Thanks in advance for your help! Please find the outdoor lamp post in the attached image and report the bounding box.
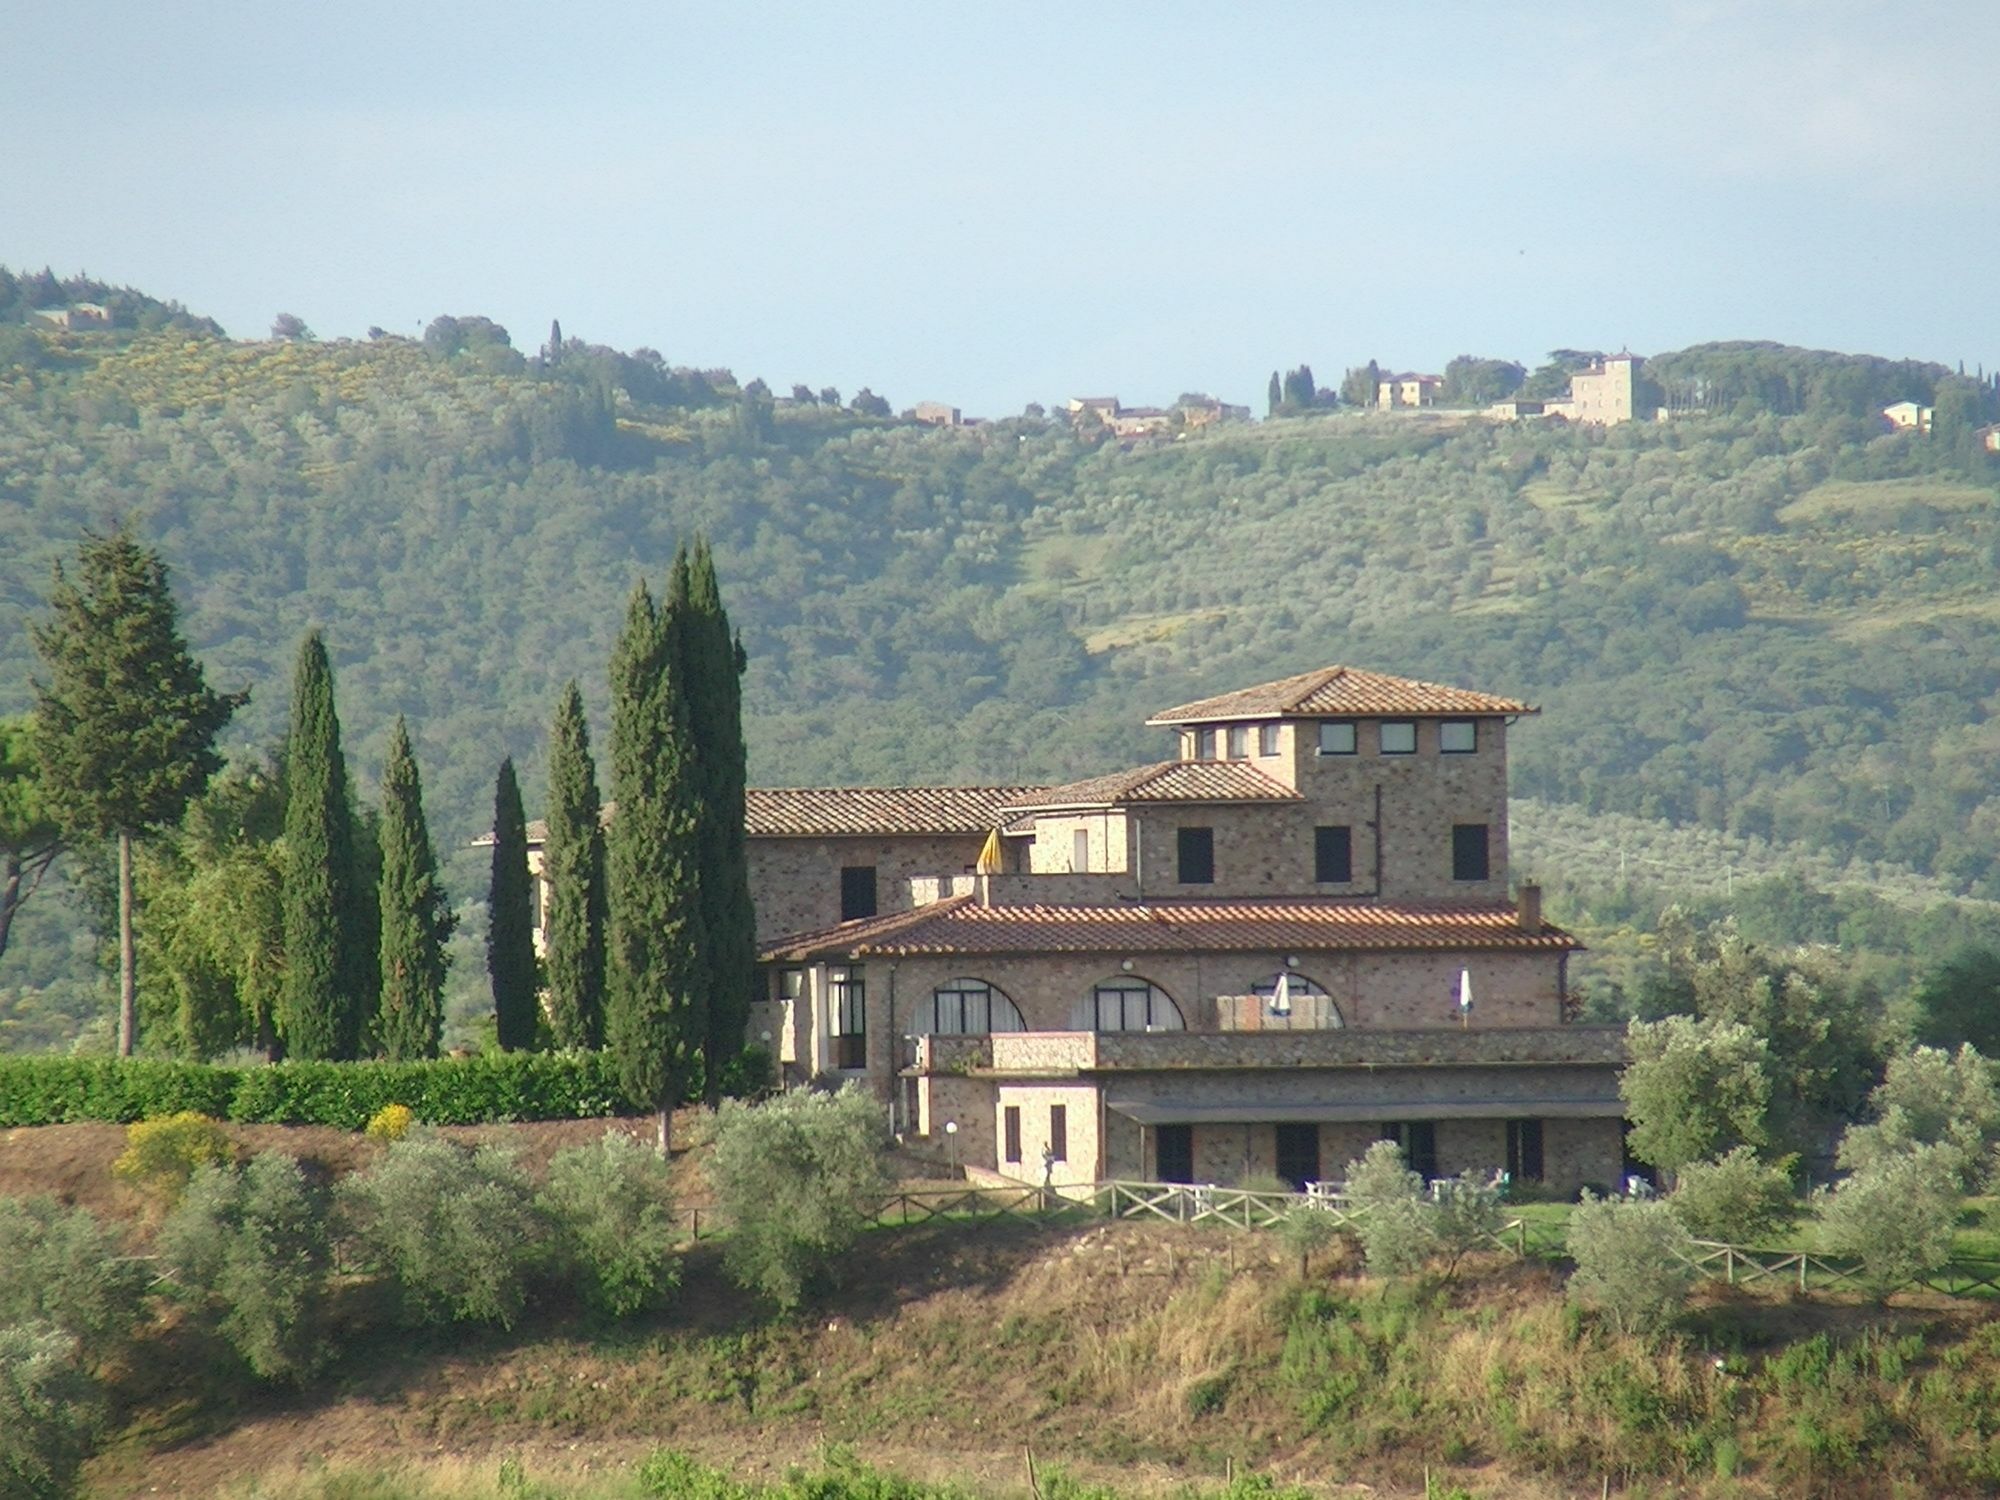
[944,1119,959,1175]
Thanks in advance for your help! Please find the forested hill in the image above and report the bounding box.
[4,308,2000,904]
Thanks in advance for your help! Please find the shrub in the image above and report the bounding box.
[339,1136,548,1327]
[709,1084,890,1310]
[1816,1145,1962,1295]
[0,1323,101,1500]
[1565,1192,1697,1337]
[1273,1204,1342,1277]
[159,1154,332,1381]
[111,1111,233,1199]
[1666,1146,1800,1242]
[0,1198,148,1355]
[1342,1140,1437,1277]
[1429,1172,1505,1278]
[0,1053,624,1129]
[364,1102,415,1142]
[538,1132,681,1317]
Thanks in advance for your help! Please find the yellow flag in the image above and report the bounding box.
[976,828,1004,874]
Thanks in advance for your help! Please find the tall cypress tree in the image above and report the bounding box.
[374,717,454,1061]
[682,538,757,1100]
[279,632,369,1060]
[488,757,538,1052]
[31,525,245,1055]
[543,681,606,1050]
[1267,370,1283,416]
[604,580,703,1151]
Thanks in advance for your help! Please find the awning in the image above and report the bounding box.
[1106,1097,1625,1126]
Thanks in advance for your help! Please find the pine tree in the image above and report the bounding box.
[374,717,454,1061]
[32,526,244,1054]
[488,757,539,1052]
[604,579,703,1151]
[279,632,370,1060]
[543,681,606,1050]
[682,538,757,1100]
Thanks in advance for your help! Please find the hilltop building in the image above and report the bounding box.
[517,665,1626,1196]
[1544,353,1652,426]
[1377,374,1443,410]
[1883,401,1933,434]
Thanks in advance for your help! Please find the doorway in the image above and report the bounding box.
[1275,1123,1321,1190]
[1156,1124,1194,1183]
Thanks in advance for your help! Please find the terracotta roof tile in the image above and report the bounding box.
[744,786,1044,837]
[1003,760,1299,812]
[1146,666,1536,724]
[763,898,1577,961]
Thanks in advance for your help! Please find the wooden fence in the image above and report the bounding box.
[836,1177,2000,1301]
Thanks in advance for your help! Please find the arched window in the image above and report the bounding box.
[1251,972,1342,1027]
[920,978,1026,1035]
[1073,977,1185,1033]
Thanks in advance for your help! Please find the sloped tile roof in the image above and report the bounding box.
[763,898,1577,962]
[744,786,1045,837]
[1003,760,1300,812]
[1146,666,1536,725]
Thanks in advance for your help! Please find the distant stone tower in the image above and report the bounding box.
[1566,353,1645,425]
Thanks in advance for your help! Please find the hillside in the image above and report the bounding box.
[5,303,2000,1038]
[9,1118,2000,1500]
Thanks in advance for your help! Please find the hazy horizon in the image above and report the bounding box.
[5,1,1995,415]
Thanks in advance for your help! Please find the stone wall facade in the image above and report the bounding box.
[748,832,986,942]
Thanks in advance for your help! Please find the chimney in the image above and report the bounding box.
[1517,883,1543,935]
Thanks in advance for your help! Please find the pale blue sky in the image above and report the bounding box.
[4,1,1994,415]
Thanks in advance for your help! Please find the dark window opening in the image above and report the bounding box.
[1195,727,1218,759]
[840,865,878,921]
[831,968,866,1070]
[1275,1123,1321,1191]
[1315,825,1353,883]
[1227,724,1249,759]
[1177,826,1215,885]
[1452,824,1490,882]
[1259,723,1280,756]
[1004,1106,1022,1164]
[1156,1124,1194,1183]
[1506,1119,1544,1182]
[1381,1121,1438,1181]
[1049,1105,1068,1162]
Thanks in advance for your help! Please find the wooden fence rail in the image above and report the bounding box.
[888,1177,2000,1301]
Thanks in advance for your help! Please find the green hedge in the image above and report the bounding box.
[0,1052,627,1129]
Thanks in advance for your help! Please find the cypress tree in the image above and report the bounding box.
[1267,370,1282,416]
[31,525,245,1054]
[543,681,607,1050]
[604,580,703,1151]
[488,757,539,1051]
[374,717,454,1061]
[279,632,369,1060]
[682,538,757,1100]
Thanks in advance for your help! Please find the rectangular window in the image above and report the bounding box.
[1004,1106,1022,1164]
[1379,721,1417,755]
[777,968,805,1002]
[1439,719,1477,754]
[1452,824,1490,882]
[839,865,878,921]
[831,967,866,1069]
[1049,1104,1068,1162]
[1071,828,1089,873]
[1318,720,1356,755]
[1227,724,1249,759]
[1195,727,1218,759]
[1506,1119,1544,1182]
[1177,826,1215,884]
[1314,825,1353,883]
[1258,723,1280,756]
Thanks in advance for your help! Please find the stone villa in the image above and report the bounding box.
[521,665,1627,1195]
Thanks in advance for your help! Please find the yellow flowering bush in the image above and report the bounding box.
[111,1111,233,1198]
[365,1103,416,1142]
